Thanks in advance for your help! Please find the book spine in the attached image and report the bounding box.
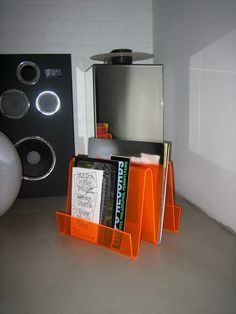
[114,160,129,230]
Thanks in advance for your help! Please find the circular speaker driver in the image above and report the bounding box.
[0,89,30,119]
[16,61,40,85]
[15,136,56,181]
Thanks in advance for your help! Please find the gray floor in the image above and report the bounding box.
[0,196,235,314]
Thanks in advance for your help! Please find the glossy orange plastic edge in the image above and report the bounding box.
[163,161,182,232]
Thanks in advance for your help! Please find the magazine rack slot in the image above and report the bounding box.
[163,161,182,232]
[56,212,133,257]
[131,163,163,244]
[123,166,157,258]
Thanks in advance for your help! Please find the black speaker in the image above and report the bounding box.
[0,54,75,197]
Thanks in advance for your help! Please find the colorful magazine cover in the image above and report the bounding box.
[111,156,130,231]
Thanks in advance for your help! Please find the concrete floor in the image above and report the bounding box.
[0,196,235,314]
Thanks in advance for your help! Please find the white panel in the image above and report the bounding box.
[155,0,236,232]
[199,70,236,173]
[200,29,236,72]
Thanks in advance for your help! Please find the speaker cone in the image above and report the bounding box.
[0,89,30,119]
[16,61,40,85]
[36,91,60,115]
[15,136,56,181]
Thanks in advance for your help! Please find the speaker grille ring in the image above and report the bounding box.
[16,61,40,85]
[36,91,61,115]
[15,136,56,181]
[0,89,30,119]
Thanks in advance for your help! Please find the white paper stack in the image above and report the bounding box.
[71,167,103,223]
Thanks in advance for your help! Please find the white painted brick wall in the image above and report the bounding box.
[0,0,153,154]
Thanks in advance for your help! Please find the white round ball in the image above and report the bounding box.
[0,131,22,217]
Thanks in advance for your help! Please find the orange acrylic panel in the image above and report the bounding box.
[163,161,182,233]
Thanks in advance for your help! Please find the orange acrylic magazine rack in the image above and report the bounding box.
[56,159,181,259]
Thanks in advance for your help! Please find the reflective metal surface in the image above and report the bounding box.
[93,65,164,142]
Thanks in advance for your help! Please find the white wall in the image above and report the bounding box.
[0,0,153,153]
[153,0,236,232]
